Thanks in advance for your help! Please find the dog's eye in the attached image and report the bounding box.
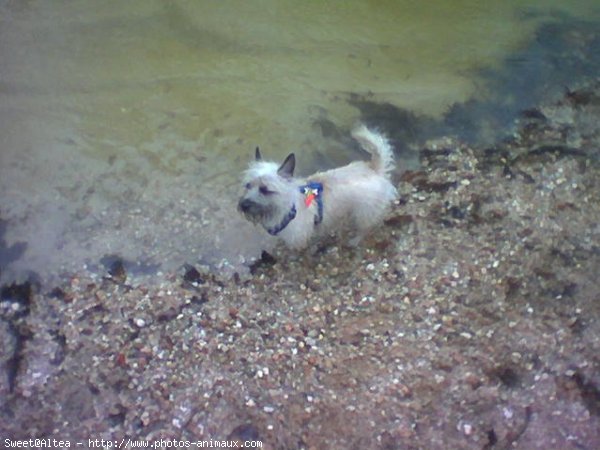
[259,185,273,195]
[245,183,252,190]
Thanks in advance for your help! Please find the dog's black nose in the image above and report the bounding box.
[238,198,254,212]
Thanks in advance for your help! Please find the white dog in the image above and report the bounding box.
[238,125,397,248]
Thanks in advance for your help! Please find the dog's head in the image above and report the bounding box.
[238,147,297,227]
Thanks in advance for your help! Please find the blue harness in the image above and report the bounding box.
[267,182,324,236]
[267,204,297,236]
[301,182,324,226]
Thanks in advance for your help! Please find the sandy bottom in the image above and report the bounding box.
[3,2,600,287]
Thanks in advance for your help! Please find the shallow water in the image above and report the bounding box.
[1,0,599,284]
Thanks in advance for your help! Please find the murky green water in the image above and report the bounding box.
[1,0,599,284]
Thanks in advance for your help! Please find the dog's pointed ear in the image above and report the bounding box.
[277,153,295,178]
[255,147,263,161]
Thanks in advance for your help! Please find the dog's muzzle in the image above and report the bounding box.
[238,198,268,223]
[238,198,254,213]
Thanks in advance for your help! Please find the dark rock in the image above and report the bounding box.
[249,251,277,274]
[1,282,34,321]
[100,255,127,284]
[228,423,261,441]
[183,264,204,285]
[188,294,209,308]
[491,365,521,388]
[573,372,600,417]
[5,321,32,393]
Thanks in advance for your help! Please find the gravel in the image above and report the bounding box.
[1,81,600,449]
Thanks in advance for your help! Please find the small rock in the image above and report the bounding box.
[183,264,204,285]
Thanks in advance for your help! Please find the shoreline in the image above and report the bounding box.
[1,81,600,448]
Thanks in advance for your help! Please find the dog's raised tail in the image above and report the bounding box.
[352,124,395,176]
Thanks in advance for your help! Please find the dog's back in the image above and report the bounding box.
[305,126,397,241]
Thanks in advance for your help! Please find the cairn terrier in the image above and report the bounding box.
[238,125,397,249]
